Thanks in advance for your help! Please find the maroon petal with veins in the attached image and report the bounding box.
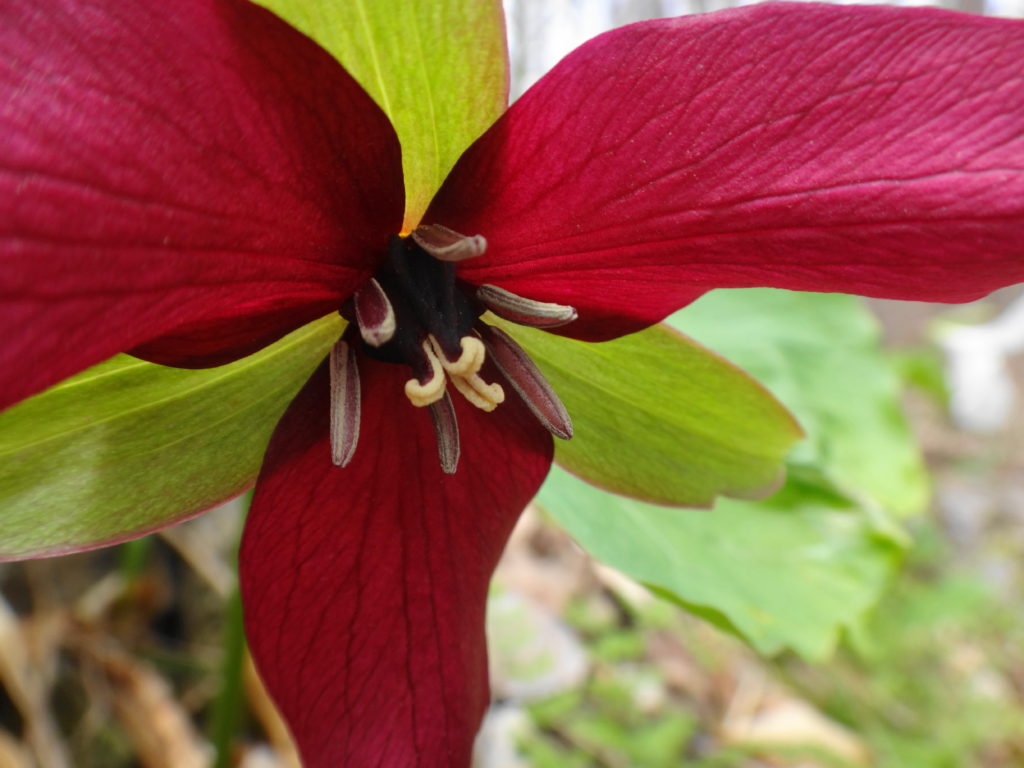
[0,0,402,408]
[240,357,553,768]
[430,3,1024,341]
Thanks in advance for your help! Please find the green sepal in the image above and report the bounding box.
[503,320,803,507]
[254,0,509,229]
[0,316,343,559]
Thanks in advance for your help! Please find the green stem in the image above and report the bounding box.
[210,587,246,768]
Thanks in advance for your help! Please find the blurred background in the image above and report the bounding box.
[2,1,1023,766]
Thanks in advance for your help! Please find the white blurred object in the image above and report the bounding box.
[472,705,533,768]
[238,746,285,768]
[989,0,1024,17]
[940,294,1024,433]
[476,589,588,768]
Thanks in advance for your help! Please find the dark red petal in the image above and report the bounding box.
[430,4,1024,341]
[240,357,553,768]
[0,0,403,405]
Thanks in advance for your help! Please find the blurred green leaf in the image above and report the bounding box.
[673,289,929,518]
[539,468,899,660]
[0,316,342,559]
[891,346,950,407]
[506,321,803,507]
[255,0,508,229]
[117,536,153,584]
[539,289,923,658]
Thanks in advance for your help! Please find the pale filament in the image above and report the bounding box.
[404,335,505,412]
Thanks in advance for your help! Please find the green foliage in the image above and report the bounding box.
[787,523,1024,767]
[539,468,900,660]
[675,288,929,519]
[513,519,1024,768]
[524,677,698,768]
[890,346,950,407]
[507,321,803,507]
[0,316,342,558]
[254,0,508,229]
[539,289,928,658]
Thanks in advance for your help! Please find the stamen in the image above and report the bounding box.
[449,372,505,412]
[478,324,573,439]
[429,335,485,378]
[404,339,446,407]
[427,391,460,474]
[477,284,578,329]
[411,224,487,262]
[329,339,361,466]
[427,334,504,411]
[353,278,396,347]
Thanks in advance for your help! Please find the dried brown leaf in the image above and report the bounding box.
[76,638,211,768]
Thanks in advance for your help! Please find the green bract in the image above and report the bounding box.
[506,320,803,507]
[254,0,508,230]
[0,316,342,559]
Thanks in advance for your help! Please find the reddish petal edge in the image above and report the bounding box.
[240,355,553,767]
[430,3,1024,341]
[0,0,403,404]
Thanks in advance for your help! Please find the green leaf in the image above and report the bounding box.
[504,321,803,507]
[0,316,342,559]
[539,289,925,657]
[538,466,900,660]
[672,289,929,518]
[255,0,508,230]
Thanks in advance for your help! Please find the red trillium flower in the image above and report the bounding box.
[3,0,1024,765]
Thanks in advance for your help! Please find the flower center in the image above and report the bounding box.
[348,235,505,412]
[332,225,577,474]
